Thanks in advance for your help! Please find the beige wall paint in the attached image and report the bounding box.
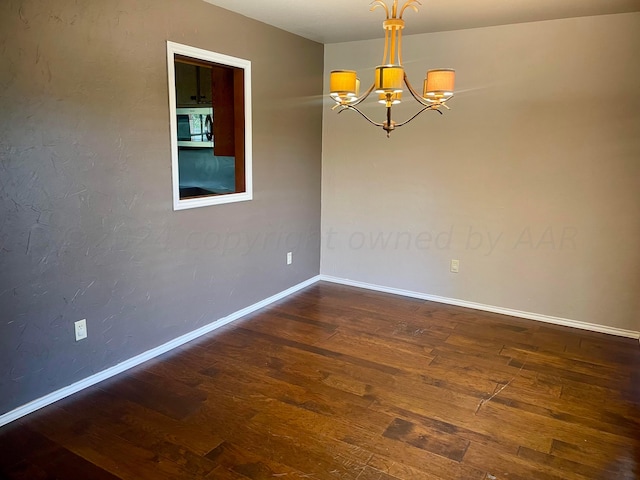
[321,13,640,332]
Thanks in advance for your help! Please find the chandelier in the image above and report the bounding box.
[329,0,455,137]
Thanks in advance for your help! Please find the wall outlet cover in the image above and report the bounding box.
[75,319,88,342]
[450,259,460,273]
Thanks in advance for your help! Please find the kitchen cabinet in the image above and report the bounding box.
[175,61,213,107]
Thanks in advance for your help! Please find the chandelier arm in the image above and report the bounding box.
[347,82,377,108]
[394,105,442,129]
[390,27,397,64]
[399,0,421,18]
[403,73,431,107]
[370,1,390,19]
[338,105,385,128]
[383,28,390,64]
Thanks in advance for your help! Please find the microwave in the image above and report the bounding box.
[176,107,214,148]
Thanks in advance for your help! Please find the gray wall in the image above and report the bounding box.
[322,13,640,333]
[0,0,323,414]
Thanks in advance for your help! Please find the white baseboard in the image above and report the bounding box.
[0,276,320,428]
[320,275,640,340]
[3,273,637,427]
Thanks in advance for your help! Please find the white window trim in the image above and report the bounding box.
[167,41,253,210]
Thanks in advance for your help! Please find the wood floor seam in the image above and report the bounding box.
[0,282,638,480]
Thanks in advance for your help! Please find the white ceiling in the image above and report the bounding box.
[203,0,640,43]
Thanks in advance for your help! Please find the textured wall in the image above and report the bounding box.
[322,13,640,332]
[0,0,323,414]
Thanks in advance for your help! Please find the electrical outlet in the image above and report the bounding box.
[287,252,293,265]
[75,319,88,341]
[450,259,460,273]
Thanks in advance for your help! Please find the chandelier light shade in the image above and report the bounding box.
[330,70,359,99]
[424,68,455,101]
[329,0,455,137]
[375,65,404,93]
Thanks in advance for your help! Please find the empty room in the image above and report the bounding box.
[0,0,639,478]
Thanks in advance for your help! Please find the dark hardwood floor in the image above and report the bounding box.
[1,282,638,479]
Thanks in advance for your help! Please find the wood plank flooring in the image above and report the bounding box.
[1,282,638,479]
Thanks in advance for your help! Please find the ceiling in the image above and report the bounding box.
[202,0,640,43]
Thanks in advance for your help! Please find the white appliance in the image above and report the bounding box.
[176,107,214,148]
